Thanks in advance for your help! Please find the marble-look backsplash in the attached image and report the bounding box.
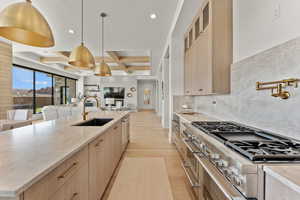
[194,37,300,140]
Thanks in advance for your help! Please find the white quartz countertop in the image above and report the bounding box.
[175,112,219,123]
[264,165,300,194]
[0,111,129,197]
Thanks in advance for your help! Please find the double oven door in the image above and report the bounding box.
[182,131,247,200]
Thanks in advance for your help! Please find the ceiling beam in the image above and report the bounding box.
[106,51,129,73]
[55,51,71,58]
[40,56,150,64]
[110,66,151,71]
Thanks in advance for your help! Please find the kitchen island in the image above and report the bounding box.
[0,111,130,200]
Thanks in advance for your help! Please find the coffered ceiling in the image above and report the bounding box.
[0,0,179,76]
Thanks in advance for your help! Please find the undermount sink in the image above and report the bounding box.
[73,118,114,127]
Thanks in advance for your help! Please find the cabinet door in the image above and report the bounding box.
[89,135,106,200]
[192,33,212,95]
[265,174,300,200]
[49,163,88,200]
[184,49,193,95]
[105,129,114,184]
[113,123,122,164]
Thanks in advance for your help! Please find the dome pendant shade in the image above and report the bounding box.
[68,43,96,69]
[0,1,55,47]
[95,61,112,76]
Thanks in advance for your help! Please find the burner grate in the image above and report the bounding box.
[192,121,300,162]
[227,140,300,162]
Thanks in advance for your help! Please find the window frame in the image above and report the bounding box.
[13,64,77,114]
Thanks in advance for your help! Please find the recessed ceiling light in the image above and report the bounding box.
[150,13,157,19]
[68,29,75,34]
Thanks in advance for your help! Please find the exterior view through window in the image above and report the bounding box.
[12,65,77,114]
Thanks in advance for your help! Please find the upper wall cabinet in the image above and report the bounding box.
[184,0,233,96]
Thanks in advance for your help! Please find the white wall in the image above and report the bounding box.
[84,76,138,109]
[137,80,156,110]
[162,58,170,128]
[234,0,300,62]
[194,37,300,140]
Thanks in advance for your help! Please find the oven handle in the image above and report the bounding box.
[181,162,200,188]
[182,139,201,153]
[195,154,247,200]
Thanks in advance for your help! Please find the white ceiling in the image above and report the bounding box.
[0,0,179,76]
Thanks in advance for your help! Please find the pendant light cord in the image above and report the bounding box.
[102,14,104,60]
[81,0,84,45]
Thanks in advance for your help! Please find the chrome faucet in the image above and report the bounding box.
[82,96,100,120]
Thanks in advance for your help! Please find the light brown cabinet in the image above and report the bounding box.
[24,147,89,200]
[89,133,107,200]
[23,118,128,200]
[265,174,300,200]
[89,121,124,200]
[184,0,232,96]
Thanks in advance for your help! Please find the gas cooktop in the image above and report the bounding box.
[192,121,300,162]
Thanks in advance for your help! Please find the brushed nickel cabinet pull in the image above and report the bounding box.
[95,139,104,147]
[57,162,78,180]
[70,192,78,200]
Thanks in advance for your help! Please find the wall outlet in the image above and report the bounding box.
[273,4,281,20]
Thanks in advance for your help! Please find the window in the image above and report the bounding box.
[35,71,53,113]
[66,79,76,104]
[53,75,66,105]
[12,67,34,112]
[189,29,193,47]
[195,17,200,39]
[203,2,210,31]
[12,65,77,113]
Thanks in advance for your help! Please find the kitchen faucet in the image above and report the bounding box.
[82,96,100,120]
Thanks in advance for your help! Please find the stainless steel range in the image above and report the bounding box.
[182,121,300,200]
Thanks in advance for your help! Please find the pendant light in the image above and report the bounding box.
[68,0,95,69]
[95,13,112,76]
[0,0,54,47]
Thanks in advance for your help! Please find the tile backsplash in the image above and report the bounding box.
[193,36,300,140]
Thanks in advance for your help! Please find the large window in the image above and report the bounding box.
[12,67,34,112]
[66,79,76,104]
[35,72,53,113]
[53,75,66,105]
[12,65,77,113]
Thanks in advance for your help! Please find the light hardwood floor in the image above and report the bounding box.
[102,111,195,200]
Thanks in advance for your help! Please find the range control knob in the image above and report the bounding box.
[216,160,229,168]
[224,168,233,176]
[210,153,220,160]
[233,176,243,186]
[200,143,206,150]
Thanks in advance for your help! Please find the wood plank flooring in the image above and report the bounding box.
[107,157,174,200]
[102,111,195,200]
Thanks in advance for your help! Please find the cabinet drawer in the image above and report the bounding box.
[47,146,88,195]
[49,161,88,200]
[24,146,88,200]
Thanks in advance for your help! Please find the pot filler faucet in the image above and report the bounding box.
[82,96,100,120]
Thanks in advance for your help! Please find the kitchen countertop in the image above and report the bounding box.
[175,112,219,123]
[264,166,300,194]
[0,111,129,198]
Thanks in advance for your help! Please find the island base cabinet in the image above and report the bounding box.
[265,174,300,200]
[89,121,124,200]
[21,118,128,200]
[23,147,89,200]
[49,162,88,200]
[89,133,107,200]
